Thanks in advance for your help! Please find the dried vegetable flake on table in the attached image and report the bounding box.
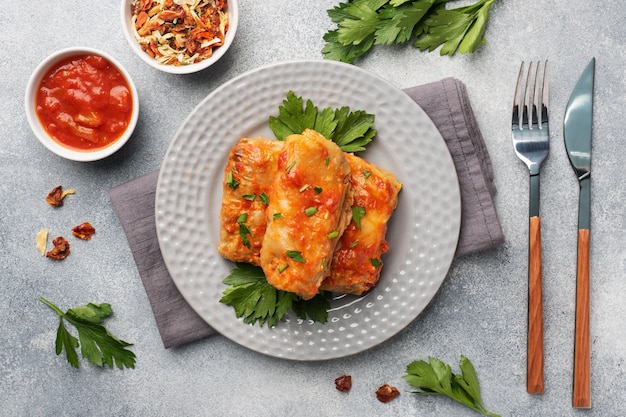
[131,0,229,66]
[72,222,96,240]
[36,229,49,256]
[46,186,75,207]
[46,236,71,260]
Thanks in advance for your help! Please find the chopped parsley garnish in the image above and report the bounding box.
[370,258,382,267]
[226,171,239,190]
[259,192,270,204]
[363,169,372,179]
[327,231,340,239]
[273,212,283,219]
[350,240,359,248]
[285,160,296,173]
[237,213,252,249]
[299,184,310,193]
[219,263,330,327]
[286,250,306,263]
[242,194,256,201]
[314,186,323,194]
[278,264,289,273]
[352,206,366,230]
[269,91,376,153]
[305,207,318,217]
[324,157,331,166]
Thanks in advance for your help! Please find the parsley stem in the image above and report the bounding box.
[39,296,64,316]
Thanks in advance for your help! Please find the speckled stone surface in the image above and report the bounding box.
[2,1,625,416]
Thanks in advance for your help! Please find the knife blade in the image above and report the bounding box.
[563,57,595,409]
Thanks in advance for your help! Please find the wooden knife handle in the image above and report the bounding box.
[573,228,591,408]
[527,216,544,394]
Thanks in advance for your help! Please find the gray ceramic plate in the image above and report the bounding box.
[155,60,461,360]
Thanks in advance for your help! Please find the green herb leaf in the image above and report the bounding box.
[239,224,252,248]
[286,250,306,263]
[403,356,501,417]
[269,91,376,153]
[352,206,366,230]
[322,0,497,63]
[39,297,136,369]
[237,213,252,249]
[219,263,329,327]
[259,192,270,204]
[305,207,318,217]
[292,292,331,324]
[226,171,240,189]
[414,0,496,56]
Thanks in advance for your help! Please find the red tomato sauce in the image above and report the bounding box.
[35,54,133,152]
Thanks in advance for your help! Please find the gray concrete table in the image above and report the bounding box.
[2,1,625,416]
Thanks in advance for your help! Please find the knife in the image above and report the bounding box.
[563,57,595,409]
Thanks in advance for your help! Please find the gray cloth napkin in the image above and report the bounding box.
[108,77,504,349]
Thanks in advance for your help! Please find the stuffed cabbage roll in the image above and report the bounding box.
[320,153,402,295]
[218,136,282,265]
[260,129,352,300]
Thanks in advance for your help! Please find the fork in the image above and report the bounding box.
[512,60,549,394]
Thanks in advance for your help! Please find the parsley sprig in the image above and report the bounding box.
[269,91,376,153]
[404,356,500,416]
[322,0,497,64]
[39,297,136,369]
[219,263,330,327]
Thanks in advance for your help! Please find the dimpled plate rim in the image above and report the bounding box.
[155,59,461,361]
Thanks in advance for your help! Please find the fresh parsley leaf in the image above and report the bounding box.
[269,91,318,141]
[414,0,495,56]
[404,356,500,417]
[292,292,331,324]
[219,263,329,327]
[39,297,136,369]
[322,0,497,63]
[269,91,376,153]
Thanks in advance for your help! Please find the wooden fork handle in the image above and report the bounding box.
[527,216,544,394]
[573,228,591,408]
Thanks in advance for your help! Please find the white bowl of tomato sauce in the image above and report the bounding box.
[120,0,238,74]
[25,47,139,162]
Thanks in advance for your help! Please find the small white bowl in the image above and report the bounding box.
[120,0,238,74]
[25,47,139,162]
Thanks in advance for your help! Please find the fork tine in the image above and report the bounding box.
[523,61,533,128]
[532,61,540,128]
[512,61,525,126]
[539,60,549,129]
